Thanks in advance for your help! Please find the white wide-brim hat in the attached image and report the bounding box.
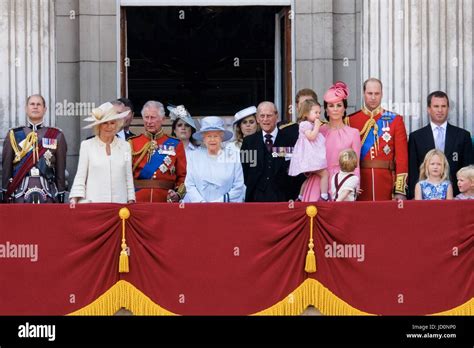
[167,104,197,130]
[193,116,233,142]
[233,106,257,125]
[83,102,130,129]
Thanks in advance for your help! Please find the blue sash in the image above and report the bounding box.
[138,137,180,180]
[360,111,396,159]
[11,128,30,177]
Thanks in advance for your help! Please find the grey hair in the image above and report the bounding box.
[256,101,278,115]
[141,100,165,118]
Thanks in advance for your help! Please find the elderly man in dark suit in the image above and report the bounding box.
[408,91,473,198]
[241,101,298,202]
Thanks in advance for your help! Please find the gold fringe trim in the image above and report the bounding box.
[68,280,177,316]
[253,279,372,316]
[430,298,474,316]
[68,279,473,316]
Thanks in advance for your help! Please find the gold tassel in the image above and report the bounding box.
[119,207,131,273]
[305,205,317,273]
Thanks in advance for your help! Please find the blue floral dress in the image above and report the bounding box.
[419,180,450,200]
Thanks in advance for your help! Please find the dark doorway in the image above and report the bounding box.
[123,6,286,117]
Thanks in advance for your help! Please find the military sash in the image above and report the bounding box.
[360,111,395,160]
[138,138,180,180]
[6,127,60,198]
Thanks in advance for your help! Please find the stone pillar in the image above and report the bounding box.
[0,0,56,162]
[361,0,473,133]
[78,0,117,141]
[56,0,80,180]
[295,0,334,105]
[295,0,361,113]
[55,0,118,178]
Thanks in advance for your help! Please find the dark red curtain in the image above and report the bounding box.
[0,201,472,315]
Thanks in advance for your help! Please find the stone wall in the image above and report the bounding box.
[295,0,362,113]
[55,0,118,178]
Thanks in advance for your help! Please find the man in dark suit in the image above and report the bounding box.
[116,98,136,140]
[408,91,473,198]
[241,101,298,202]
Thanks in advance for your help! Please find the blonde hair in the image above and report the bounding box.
[456,165,474,181]
[93,119,124,136]
[418,149,450,181]
[338,149,358,172]
[297,99,321,123]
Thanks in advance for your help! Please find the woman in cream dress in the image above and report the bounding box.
[69,102,135,204]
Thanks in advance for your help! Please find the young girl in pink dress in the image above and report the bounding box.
[289,100,329,201]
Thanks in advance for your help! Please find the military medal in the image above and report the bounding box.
[30,167,40,177]
[44,150,53,167]
[164,156,172,166]
[381,121,391,142]
[170,165,176,175]
[149,140,158,155]
[382,132,392,142]
[272,147,278,157]
[383,144,391,155]
[159,163,168,173]
[161,145,176,156]
[42,138,57,149]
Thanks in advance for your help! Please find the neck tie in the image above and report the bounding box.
[264,134,273,153]
[435,126,445,152]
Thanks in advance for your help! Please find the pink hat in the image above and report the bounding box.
[323,81,349,103]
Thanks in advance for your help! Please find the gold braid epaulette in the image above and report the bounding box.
[359,106,383,156]
[9,129,39,164]
[360,118,379,156]
[129,139,153,172]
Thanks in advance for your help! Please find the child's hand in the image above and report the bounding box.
[314,119,322,127]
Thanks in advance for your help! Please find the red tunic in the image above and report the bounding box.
[129,131,186,202]
[347,106,408,201]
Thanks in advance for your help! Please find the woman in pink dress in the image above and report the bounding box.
[302,81,361,201]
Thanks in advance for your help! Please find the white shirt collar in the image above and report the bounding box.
[28,119,44,131]
[117,129,126,139]
[430,121,447,132]
[262,127,278,142]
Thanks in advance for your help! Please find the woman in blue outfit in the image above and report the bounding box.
[184,117,245,203]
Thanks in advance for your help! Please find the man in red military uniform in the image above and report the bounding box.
[129,100,186,202]
[347,78,408,201]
